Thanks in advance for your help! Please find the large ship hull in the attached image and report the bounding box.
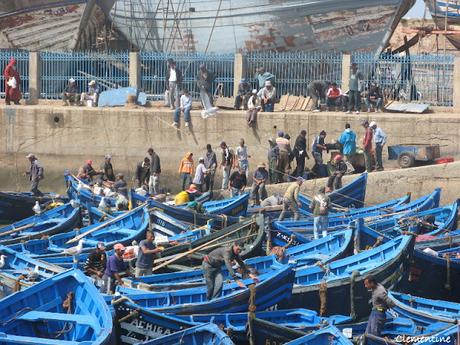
[109,0,415,53]
[425,0,460,49]
[0,0,98,51]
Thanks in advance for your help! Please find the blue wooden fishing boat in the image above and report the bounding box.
[0,191,68,223]
[126,230,353,290]
[7,206,149,258]
[201,193,249,217]
[65,174,117,208]
[413,324,458,345]
[0,269,112,344]
[299,173,367,210]
[0,245,64,296]
[116,264,295,314]
[272,189,441,246]
[389,291,460,325]
[157,216,265,266]
[139,323,235,345]
[0,203,81,245]
[149,209,191,237]
[132,192,240,230]
[280,235,415,319]
[407,242,460,302]
[284,325,353,345]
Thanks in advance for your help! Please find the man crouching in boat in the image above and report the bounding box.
[364,274,395,337]
[202,241,259,300]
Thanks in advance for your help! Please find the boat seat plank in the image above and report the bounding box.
[17,311,94,326]
[0,333,81,345]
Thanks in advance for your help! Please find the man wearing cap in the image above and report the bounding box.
[327,155,347,191]
[84,242,107,287]
[101,155,115,182]
[147,148,161,195]
[166,59,183,110]
[220,142,233,190]
[278,177,304,221]
[255,67,275,90]
[196,64,215,107]
[204,144,217,192]
[25,154,44,196]
[203,242,258,300]
[62,78,79,106]
[193,157,208,192]
[135,156,151,189]
[234,79,251,110]
[370,121,387,171]
[77,160,102,181]
[80,80,100,107]
[267,138,279,184]
[293,130,310,177]
[311,187,331,239]
[258,80,276,112]
[276,131,291,183]
[250,163,268,205]
[135,231,164,277]
[362,121,374,172]
[103,243,131,294]
[247,89,260,127]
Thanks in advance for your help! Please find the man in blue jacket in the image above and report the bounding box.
[338,123,357,161]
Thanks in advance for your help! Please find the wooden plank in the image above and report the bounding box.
[301,96,311,111]
[275,94,290,112]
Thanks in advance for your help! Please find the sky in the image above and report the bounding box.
[404,0,431,18]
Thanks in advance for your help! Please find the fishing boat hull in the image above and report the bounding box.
[107,1,414,53]
[117,265,295,315]
[280,236,415,319]
[0,192,67,223]
[407,245,460,302]
[0,203,81,246]
[426,0,460,50]
[0,269,112,344]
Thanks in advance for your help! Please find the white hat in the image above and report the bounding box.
[369,121,377,127]
[88,80,96,86]
[252,89,258,94]
[105,154,112,159]
[69,78,75,83]
[265,80,272,86]
[199,157,205,162]
[26,153,35,159]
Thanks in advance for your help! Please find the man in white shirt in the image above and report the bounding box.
[193,157,208,192]
[236,138,251,178]
[166,59,182,110]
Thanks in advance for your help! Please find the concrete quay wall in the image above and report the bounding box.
[0,105,459,197]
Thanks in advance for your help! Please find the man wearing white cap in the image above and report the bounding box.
[80,80,100,107]
[25,153,44,196]
[62,78,79,106]
[258,80,276,112]
[247,89,260,127]
[193,157,207,192]
[370,121,387,171]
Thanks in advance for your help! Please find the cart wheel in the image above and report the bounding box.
[398,153,415,168]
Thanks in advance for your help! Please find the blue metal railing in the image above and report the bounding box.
[0,50,29,99]
[244,51,343,96]
[140,52,235,99]
[352,52,454,107]
[40,51,129,99]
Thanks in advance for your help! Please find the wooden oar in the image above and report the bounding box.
[152,220,254,272]
[66,203,146,245]
[0,223,36,238]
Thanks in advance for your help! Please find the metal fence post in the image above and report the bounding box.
[129,52,140,88]
[342,53,351,90]
[233,53,245,98]
[28,52,40,104]
[454,56,460,111]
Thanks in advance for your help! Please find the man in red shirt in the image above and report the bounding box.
[326,82,344,111]
[362,120,373,172]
